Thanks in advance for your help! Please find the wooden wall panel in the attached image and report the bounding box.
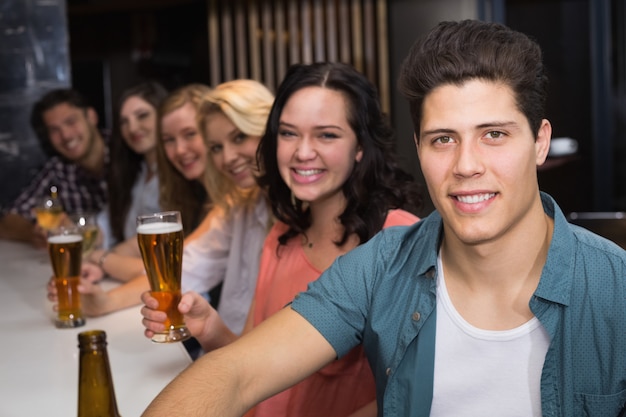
[206,0,390,113]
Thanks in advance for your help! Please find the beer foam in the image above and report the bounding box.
[48,234,83,244]
[137,222,183,234]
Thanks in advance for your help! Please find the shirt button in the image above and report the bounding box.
[411,312,421,321]
[386,367,392,376]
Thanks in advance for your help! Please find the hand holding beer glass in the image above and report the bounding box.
[47,226,85,328]
[137,211,190,343]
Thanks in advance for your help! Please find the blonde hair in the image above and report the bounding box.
[197,79,274,214]
[156,83,212,235]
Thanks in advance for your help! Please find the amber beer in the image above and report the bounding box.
[36,206,64,231]
[80,224,100,257]
[137,219,190,343]
[48,233,85,328]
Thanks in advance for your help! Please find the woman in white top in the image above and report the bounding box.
[180,79,274,334]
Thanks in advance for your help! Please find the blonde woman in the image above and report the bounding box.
[178,79,274,335]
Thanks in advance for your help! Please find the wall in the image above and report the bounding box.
[0,0,70,209]
[67,0,209,130]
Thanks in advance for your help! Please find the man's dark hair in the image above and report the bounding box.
[398,19,548,141]
[30,88,93,157]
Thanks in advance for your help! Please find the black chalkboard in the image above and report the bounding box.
[0,0,71,209]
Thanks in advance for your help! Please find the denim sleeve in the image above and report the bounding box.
[291,231,387,358]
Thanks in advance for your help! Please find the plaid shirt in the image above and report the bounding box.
[6,147,108,222]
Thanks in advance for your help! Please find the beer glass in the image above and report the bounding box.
[71,212,101,258]
[36,186,64,232]
[47,226,85,328]
[136,211,190,343]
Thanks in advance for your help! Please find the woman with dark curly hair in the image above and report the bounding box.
[141,62,422,417]
[248,62,421,417]
[256,62,422,248]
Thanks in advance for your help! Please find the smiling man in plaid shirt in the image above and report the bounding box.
[0,89,108,248]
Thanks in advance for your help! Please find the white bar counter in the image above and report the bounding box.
[0,240,192,416]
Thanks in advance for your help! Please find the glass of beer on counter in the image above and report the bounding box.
[71,212,101,258]
[47,226,85,328]
[36,185,65,231]
[136,211,190,343]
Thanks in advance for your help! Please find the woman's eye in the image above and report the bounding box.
[320,132,339,139]
[209,144,222,154]
[278,130,295,138]
[234,133,247,143]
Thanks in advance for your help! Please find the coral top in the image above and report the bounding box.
[250,209,419,417]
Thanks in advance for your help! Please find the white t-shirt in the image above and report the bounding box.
[181,194,270,335]
[430,255,550,417]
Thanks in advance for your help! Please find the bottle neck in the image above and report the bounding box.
[77,331,121,417]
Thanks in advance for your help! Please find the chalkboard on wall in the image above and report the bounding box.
[0,0,70,209]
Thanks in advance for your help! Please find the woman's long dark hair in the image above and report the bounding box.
[108,81,168,243]
[257,62,422,247]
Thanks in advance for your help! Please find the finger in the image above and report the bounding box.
[77,283,97,294]
[140,291,159,309]
[178,293,194,314]
[139,304,168,322]
[178,301,191,314]
[142,317,165,333]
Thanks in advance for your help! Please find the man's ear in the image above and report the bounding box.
[535,119,552,166]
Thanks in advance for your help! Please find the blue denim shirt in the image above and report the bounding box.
[292,193,626,416]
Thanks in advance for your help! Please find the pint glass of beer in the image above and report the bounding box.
[136,211,190,343]
[47,227,85,328]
